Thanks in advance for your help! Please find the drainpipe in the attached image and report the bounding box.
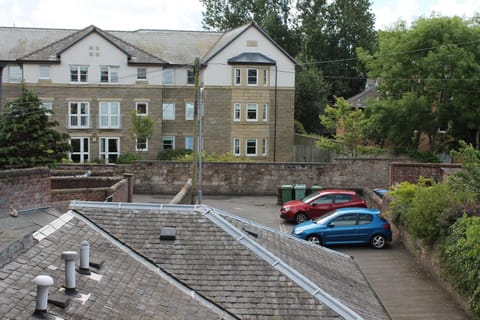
[273,64,278,162]
[32,275,54,315]
[0,65,4,113]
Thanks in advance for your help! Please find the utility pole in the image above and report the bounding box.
[191,58,200,204]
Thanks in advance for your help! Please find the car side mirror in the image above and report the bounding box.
[327,223,335,228]
[311,203,317,207]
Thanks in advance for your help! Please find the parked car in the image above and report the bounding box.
[373,188,389,198]
[280,189,367,224]
[291,207,392,249]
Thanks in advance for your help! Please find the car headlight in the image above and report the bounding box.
[282,206,291,212]
[294,229,303,235]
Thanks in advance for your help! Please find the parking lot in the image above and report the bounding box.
[133,194,471,320]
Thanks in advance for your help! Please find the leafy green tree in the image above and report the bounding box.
[359,16,480,151]
[0,87,70,169]
[294,63,329,133]
[296,0,377,98]
[129,110,155,153]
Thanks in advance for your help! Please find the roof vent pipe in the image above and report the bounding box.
[61,251,78,294]
[32,275,54,314]
[79,241,91,275]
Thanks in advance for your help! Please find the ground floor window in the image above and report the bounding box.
[246,138,257,156]
[70,137,89,163]
[162,136,175,150]
[136,138,148,151]
[100,137,120,163]
[185,136,193,150]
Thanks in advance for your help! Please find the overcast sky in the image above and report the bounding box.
[0,0,478,31]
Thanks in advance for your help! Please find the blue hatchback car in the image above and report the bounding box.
[292,207,392,249]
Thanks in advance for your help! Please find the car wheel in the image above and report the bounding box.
[306,235,322,245]
[295,212,308,224]
[371,234,386,249]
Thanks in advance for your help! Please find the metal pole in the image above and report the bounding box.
[198,87,204,204]
[191,58,200,204]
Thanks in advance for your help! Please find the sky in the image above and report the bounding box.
[0,0,478,31]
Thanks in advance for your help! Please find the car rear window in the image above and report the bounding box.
[358,214,373,225]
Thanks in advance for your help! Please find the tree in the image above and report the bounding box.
[129,110,155,153]
[359,16,480,152]
[0,87,70,169]
[296,0,377,99]
[294,63,330,133]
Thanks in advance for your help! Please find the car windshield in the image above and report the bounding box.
[313,210,338,224]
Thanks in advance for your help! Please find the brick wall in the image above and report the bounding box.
[0,167,51,211]
[390,162,461,185]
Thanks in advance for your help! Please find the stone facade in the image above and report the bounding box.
[390,162,461,185]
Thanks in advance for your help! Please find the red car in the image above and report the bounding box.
[280,189,367,224]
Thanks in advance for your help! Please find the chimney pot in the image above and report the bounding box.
[33,275,54,314]
[61,251,78,294]
[79,241,91,275]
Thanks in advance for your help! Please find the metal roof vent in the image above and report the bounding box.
[159,227,176,240]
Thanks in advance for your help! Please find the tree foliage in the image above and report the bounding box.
[359,16,480,152]
[129,110,155,142]
[0,88,70,169]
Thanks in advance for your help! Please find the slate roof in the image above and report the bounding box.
[0,201,390,319]
[227,52,276,65]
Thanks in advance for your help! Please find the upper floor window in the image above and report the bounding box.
[70,65,88,83]
[99,102,120,128]
[247,68,258,85]
[39,66,51,79]
[163,69,174,85]
[41,102,53,116]
[233,103,241,121]
[187,69,195,84]
[137,67,147,80]
[246,103,258,121]
[8,65,22,83]
[185,102,194,120]
[136,102,148,116]
[69,102,90,128]
[162,103,175,120]
[263,69,269,86]
[100,66,119,83]
[234,68,241,85]
[262,103,268,121]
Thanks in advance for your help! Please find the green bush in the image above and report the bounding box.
[174,151,245,162]
[157,149,192,161]
[387,182,419,226]
[115,153,144,164]
[441,216,480,318]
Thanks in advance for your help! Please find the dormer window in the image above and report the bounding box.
[8,65,22,83]
[187,69,194,85]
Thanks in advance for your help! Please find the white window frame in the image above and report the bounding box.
[185,102,194,120]
[99,102,121,129]
[41,102,53,116]
[100,66,119,83]
[99,137,120,164]
[263,69,269,86]
[185,136,193,150]
[233,138,241,156]
[246,138,257,156]
[68,102,90,128]
[162,103,175,120]
[135,138,148,152]
[39,65,51,79]
[70,137,90,163]
[187,69,195,85]
[8,65,22,83]
[234,68,241,85]
[233,103,241,121]
[247,68,258,86]
[135,102,148,116]
[162,136,175,150]
[262,138,268,156]
[70,65,88,83]
[262,103,268,121]
[137,67,147,80]
[246,103,258,122]
[163,69,174,85]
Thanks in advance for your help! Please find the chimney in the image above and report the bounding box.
[79,241,91,275]
[61,251,78,294]
[32,275,54,314]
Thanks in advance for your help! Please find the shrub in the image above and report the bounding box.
[441,216,480,318]
[116,153,144,164]
[387,182,419,226]
[157,149,192,161]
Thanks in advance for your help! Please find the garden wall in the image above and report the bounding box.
[390,162,461,185]
[0,167,50,211]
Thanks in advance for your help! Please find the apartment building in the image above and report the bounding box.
[0,22,297,163]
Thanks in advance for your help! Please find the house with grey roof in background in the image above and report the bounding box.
[0,201,390,319]
[0,22,297,163]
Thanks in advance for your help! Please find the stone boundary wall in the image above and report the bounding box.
[0,167,50,211]
[390,162,461,185]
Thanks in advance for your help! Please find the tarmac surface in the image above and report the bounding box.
[133,194,472,320]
